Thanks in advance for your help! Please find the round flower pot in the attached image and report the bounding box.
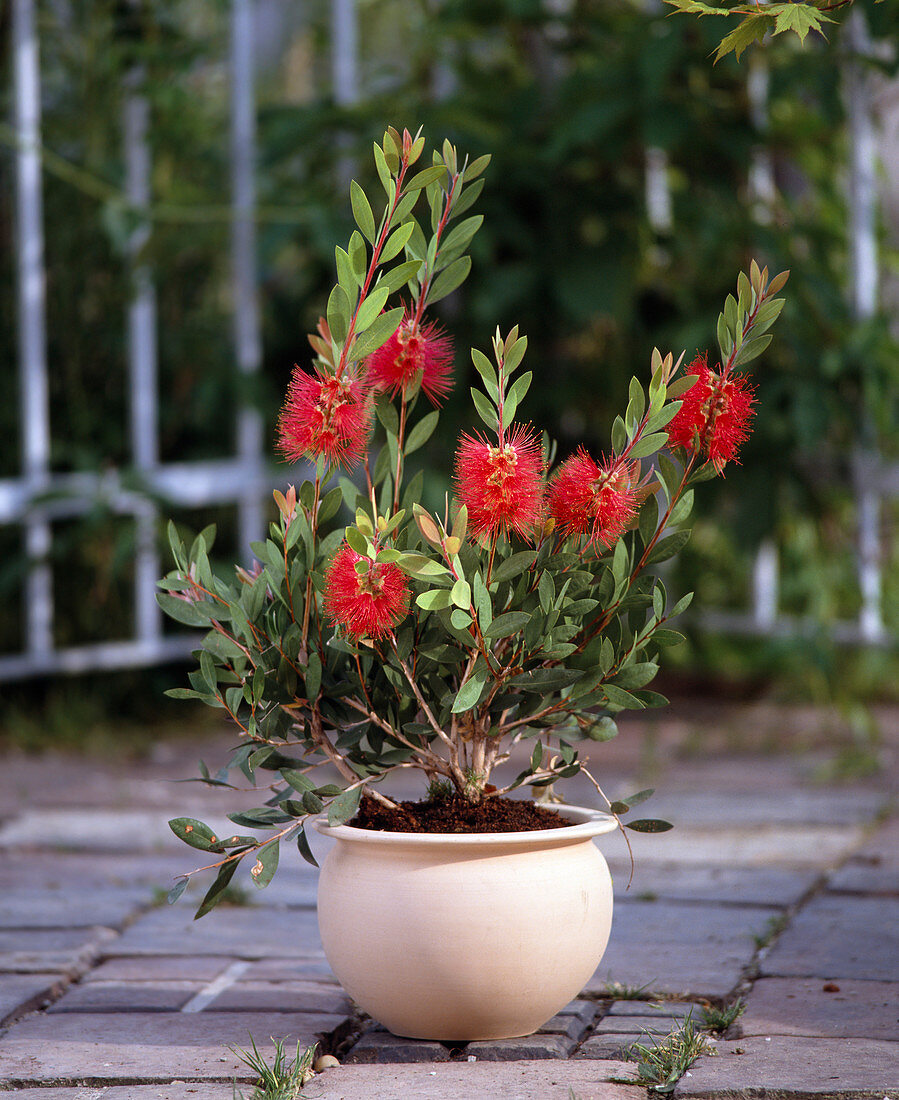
[313,805,616,1041]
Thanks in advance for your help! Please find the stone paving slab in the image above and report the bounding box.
[609,863,818,908]
[0,890,151,931]
[207,980,351,1015]
[605,1000,704,1019]
[636,790,888,828]
[45,981,203,1014]
[0,974,68,1025]
[0,1090,237,1099]
[671,1036,899,1097]
[464,1034,577,1060]
[573,1034,635,1060]
[584,901,773,1000]
[238,957,336,982]
[760,896,899,981]
[828,817,899,897]
[304,1060,640,1099]
[0,1011,345,1086]
[592,1013,693,1037]
[0,853,190,894]
[344,1029,451,1064]
[81,957,237,983]
[739,977,899,1040]
[0,811,203,853]
[607,825,865,869]
[0,929,116,976]
[108,905,322,959]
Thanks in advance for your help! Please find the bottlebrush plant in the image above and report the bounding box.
[159,127,787,916]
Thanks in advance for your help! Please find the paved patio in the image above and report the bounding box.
[0,698,896,1098]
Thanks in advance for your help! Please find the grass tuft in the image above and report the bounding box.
[615,1014,716,1094]
[231,1035,318,1100]
[701,997,745,1033]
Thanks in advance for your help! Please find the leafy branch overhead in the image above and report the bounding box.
[664,0,881,62]
[157,128,788,918]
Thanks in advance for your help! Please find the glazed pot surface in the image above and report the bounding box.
[314,805,615,1040]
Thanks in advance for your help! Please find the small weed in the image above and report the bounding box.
[231,1035,317,1100]
[603,978,659,1000]
[752,913,788,949]
[701,998,745,1033]
[616,1015,716,1094]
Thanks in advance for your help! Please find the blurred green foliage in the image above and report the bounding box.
[0,0,896,709]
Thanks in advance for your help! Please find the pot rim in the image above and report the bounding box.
[313,802,617,846]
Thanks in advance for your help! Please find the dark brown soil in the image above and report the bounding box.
[349,793,569,834]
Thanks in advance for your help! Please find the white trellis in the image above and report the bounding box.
[2,0,893,681]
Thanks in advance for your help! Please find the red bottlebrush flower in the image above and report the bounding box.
[277,364,372,470]
[548,449,640,548]
[667,354,756,473]
[324,544,410,641]
[366,314,454,406]
[454,425,546,541]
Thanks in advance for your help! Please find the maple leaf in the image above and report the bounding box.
[714,12,775,63]
[768,3,835,45]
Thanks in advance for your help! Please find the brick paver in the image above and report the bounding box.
[1,702,897,1097]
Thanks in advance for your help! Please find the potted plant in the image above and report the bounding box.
[159,126,786,1041]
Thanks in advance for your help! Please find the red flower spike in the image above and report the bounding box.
[548,450,640,548]
[667,354,756,474]
[366,314,454,406]
[454,425,545,541]
[277,364,372,470]
[324,544,410,641]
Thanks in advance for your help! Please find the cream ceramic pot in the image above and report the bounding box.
[313,805,616,1041]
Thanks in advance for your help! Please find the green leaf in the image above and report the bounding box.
[510,668,583,693]
[355,286,390,334]
[504,370,532,423]
[405,410,439,455]
[732,333,773,368]
[378,259,423,295]
[628,432,669,461]
[441,214,483,255]
[327,283,352,345]
[647,529,691,564]
[417,588,454,611]
[451,578,472,609]
[585,716,618,742]
[770,2,833,44]
[350,180,376,243]
[651,628,686,647]
[194,857,240,920]
[167,879,187,905]
[169,817,224,852]
[380,221,415,263]
[406,164,447,191]
[714,12,774,63]
[281,768,316,794]
[620,787,655,809]
[625,819,674,833]
[250,841,279,889]
[296,826,319,868]
[483,612,530,639]
[452,672,488,714]
[491,551,537,585]
[602,684,645,710]
[428,256,472,305]
[471,388,499,431]
[352,307,403,360]
[328,786,362,826]
[156,592,210,628]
